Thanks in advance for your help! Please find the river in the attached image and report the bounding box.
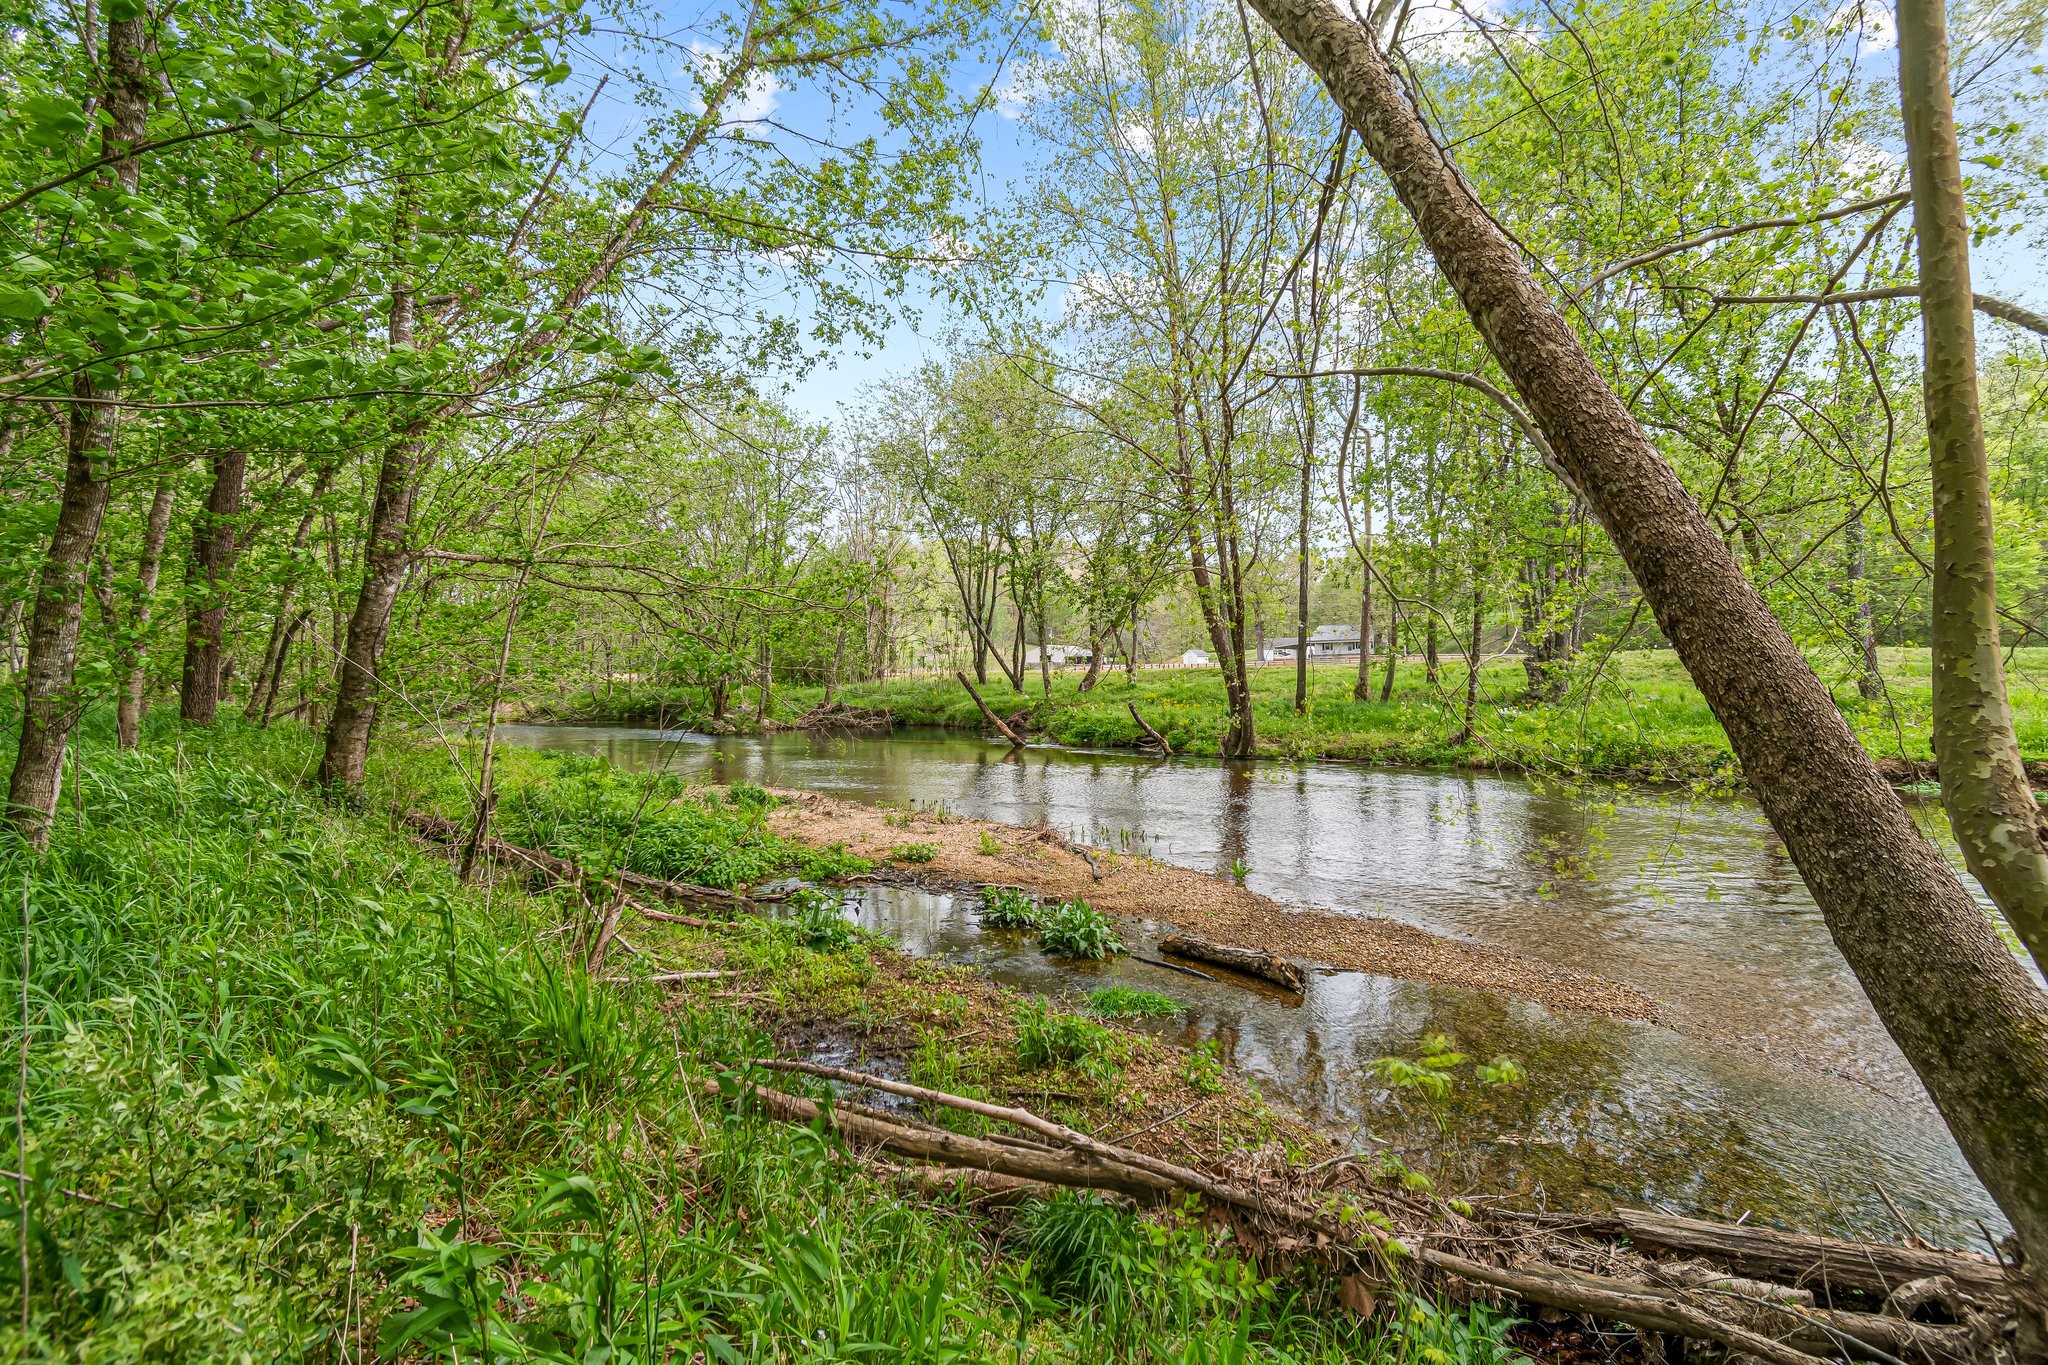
[494,721,2014,1248]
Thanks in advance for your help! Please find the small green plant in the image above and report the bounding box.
[1229,857,1251,881]
[977,830,1003,856]
[978,885,1043,929]
[888,842,938,863]
[785,887,859,952]
[1021,1192,1143,1303]
[1013,999,1119,1078]
[1182,1039,1224,1094]
[725,781,773,809]
[1036,898,1125,959]
[1084,986,1181,1020]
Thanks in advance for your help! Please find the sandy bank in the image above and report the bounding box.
[763,788,1663,1024]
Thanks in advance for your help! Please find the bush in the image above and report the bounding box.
[978,885,1043,929]
[1037,899,1125,959]
[1084,986,1181,1020]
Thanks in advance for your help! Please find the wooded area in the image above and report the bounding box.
[5,0,2048,1353]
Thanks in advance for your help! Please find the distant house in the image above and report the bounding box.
[1179,648,1212,666]
[1024,643,1094,667]
[1264,624,1365,661]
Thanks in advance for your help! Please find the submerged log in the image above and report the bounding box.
[956,671,1028,747]
[1159,933,1307,993]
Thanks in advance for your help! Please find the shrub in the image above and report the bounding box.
[889,842,938,864]
[1037,899,1125,959]
[1084,986,1181,1020]
[978,885,1043,929]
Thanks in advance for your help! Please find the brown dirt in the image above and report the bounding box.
[764,788,1663,1024]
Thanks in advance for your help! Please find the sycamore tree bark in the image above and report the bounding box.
[1241,0,2048,1281]
[1899,0,2048,970]
[5,17,150,848]
[180,448,248,722]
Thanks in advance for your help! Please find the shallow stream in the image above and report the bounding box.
[494,721,2015,1247]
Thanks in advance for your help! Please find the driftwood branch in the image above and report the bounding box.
[1160,933,1307,993]
[709,1063,1947,1365]
[1128,702,1173,755]
[956,671,1029,747]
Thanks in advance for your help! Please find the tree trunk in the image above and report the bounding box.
[116,475,178,748]
[1243,0,2048,1281]
[1009,601,1025,694]
[5,17,149,848]
[1077,626,1104,693]
[180,448,248,724]
[1035,605,1051,697]
[259,612,310,727]
[317,424,427,790]
[1456,581,1483,744]
[1845,504,1881,702]
[244,470,332,723]
[1899,0,2048,970]
[1379,603,1398,702]
[1355,498,1374,703]
[1296,447,1314,715]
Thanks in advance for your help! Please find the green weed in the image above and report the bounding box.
[1084,986,1182,1020]
[979,885,1044,929]
[1037,899,1126,959]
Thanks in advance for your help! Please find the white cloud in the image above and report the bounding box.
[687,41,783,124]
[993,77,1031,120]
[1825,0,1898,51]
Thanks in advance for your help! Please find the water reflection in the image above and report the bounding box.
[841,884,2000,1246]
[493,723,2007,1244]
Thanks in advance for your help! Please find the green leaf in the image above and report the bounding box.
[0,285,50,320]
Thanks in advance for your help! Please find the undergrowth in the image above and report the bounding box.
[0,715,1524,1363]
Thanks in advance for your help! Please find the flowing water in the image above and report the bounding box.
[494,721,2017,1247]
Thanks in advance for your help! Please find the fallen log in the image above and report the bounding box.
[956,671,1029,747]
[1159,934,1307,993]
[1128,702,1173,755]
[716,1062,1857,1365]
[709,1075,1184,1203]
[1611,1206,2017,1300]
[1414,1250,1830,1365]
[792,700,894,733]
[614,867,750,912]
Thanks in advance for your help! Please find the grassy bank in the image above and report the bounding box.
[759,648,2048,783]
[0,718,1522,1362]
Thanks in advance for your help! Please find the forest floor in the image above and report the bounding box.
[762,787,1661,1022]
[542,647,2048,785]
[4,717,1540,1361]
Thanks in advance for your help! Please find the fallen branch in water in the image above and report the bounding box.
[1127,702,1173,755]
[1159,933,1307,993]
[956,671,1028,748]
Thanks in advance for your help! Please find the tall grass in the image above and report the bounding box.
[0,718,1521,1362]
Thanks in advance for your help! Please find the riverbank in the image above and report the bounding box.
[762,787,1664,1023]
[10,719,1551,1361]
[535,647,2048,785]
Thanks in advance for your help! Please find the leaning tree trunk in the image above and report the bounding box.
[1242,0,2048,1282]
[116,475,178,748]
[1899,0,2048,970]
[180,448,248,724]
[5,17,150,849]
[317,423,428,790]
